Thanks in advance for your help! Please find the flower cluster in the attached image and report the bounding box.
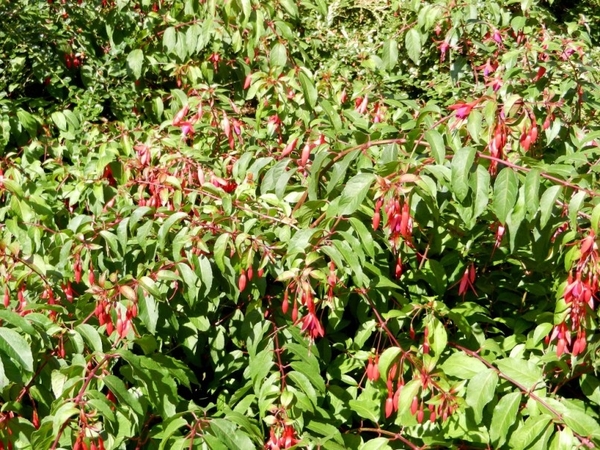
[265,424,299,450]
[488,115,507,175]
[379,360,458,422]
[548,231,599,356]
[375,195,413,251]
[282,274,325,340]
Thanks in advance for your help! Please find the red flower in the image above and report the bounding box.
[457,264,477,297]
[300,309,324,339]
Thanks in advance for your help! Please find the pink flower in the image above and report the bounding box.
[449,101,476,119]
[179,121,194,139]
[438,41,450,62]
[477,59,496,77]
[493,29,503,44]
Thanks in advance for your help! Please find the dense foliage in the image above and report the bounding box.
[1,0,600,448]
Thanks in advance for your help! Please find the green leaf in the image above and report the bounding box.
[335,173,375,216]
[16,109,38,137]
[451,146,476,202]
[493,168,519,224]
[509,414,553,450]
[248,348,273,390]
[280,0,298,16]
[307,421,344,445]
[198,255,213,294]
[490,391,521,448]
[466,368,498,424]
[157,212,187,249]
[591,203,600,233]
[396,379,421,423]
[138,276,161,298]
[127,49,144,79]
[52,402,79,436]
[581,374,600,406]
[288,371,318,406]
[349,398,379,423]
[299,71,318,108]
[75,324,103,353]
[213,233,230,273]
[103,374,144,415]
[163,27,177,52]
[506,186,526,250]
[0,310,36,336]
[568,191,586,229]
[139,291,159,334]
[99,230,120,256]
[87,394,116,425]
[333,239,366,287]
[360,437,392,450]
[429,317,447,358]
[209,418,255,450]
[348,217,375,258]
[378,347,401,380]
[158,416,189,450]
[290,361,325,393]
[425,129,445,165]
[381,39,398,71]
[440,352,487,379]
[524,169,541,219]
[405,28,422,64]
[287,228,317,256]
[270,42,287,67]
[178,262,199,305]
[470,165,490,220]
[496,358,544,391]
[467,110,483,143]
[539,185,562,228]
[548,427,577,450]
[51,111,67,131]
[562,408,600,442]
[0,328,33,373]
